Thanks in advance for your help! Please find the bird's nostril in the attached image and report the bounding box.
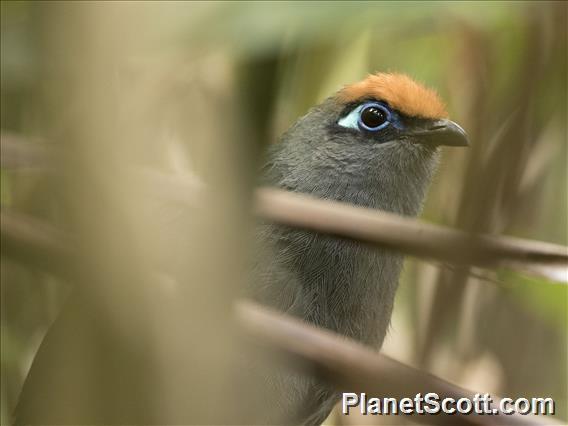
[428,123,447,131]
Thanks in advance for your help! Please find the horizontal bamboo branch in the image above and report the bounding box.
[236,299,562,426]
[138,169,567,281]
[254,188,567,278]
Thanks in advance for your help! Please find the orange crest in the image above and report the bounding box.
[337,73,448,119]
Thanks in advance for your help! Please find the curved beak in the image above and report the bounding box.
[410,119,469,147]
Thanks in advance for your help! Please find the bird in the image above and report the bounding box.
[251,72,468,424]
[14,72,468,426]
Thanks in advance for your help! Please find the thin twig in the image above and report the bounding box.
[236,299,562,426]
[137,170,567,281]
[255,188,567,274]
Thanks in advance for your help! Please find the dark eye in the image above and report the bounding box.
[337,101,392,132]
[358,103,390,131]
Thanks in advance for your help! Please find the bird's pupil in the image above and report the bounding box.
[361,106,386,129]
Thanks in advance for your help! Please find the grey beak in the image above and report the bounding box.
[411,119,469,147]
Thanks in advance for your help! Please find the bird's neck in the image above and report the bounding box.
[265,141,440,217]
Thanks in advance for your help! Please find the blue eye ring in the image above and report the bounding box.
[357,102,391,132]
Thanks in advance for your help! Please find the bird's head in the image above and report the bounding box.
[334,72,468,149]
[269,72,468,215]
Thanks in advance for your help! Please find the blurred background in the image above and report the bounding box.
[1,1,566,424]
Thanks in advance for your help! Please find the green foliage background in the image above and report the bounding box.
[1,1,566,424]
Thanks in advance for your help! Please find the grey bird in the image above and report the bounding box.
[251,72,468,425]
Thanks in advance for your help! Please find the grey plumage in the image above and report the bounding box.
[251,96,448,424]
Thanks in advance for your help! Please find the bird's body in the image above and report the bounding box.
[255,98,440,345]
